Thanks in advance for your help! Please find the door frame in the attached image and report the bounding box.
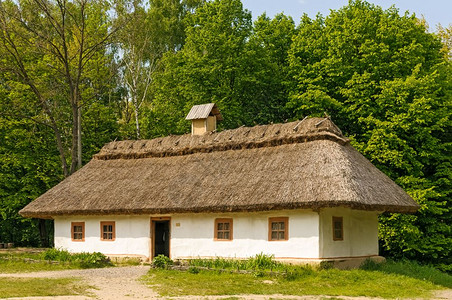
[150,217,171,259]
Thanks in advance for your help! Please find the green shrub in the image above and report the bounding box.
[41,248,112,269]
[42,248,72,262]
[72,252,112,269]
[438,263,452,274]
[247,253,278,270]
[187,254,285,272]
[153,255,173,269]
[188,266,200,274]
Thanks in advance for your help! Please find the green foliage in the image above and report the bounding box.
[0,0,450,275]
[0,250,80,273]
[0,277,89,298]
[360,259,452,287]
[152,254,173,269]
[282,267,315,281]
[188,254,284,271]
[149,0,252,135]
[148,0,294,136]
[246,253,277,270]
[0,116,60,246]
[145,260,450,298]
[287,0,451,270]
[81,102,121,162]
[188,266,200,274]
[42,248,72,262]
[41,248,112,269]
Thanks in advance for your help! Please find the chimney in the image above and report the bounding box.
[185,103,223,135]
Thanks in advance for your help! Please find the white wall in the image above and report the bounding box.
[319,208,379,258]
[170,210,320,259]
[54,216,150,258]
[55,208,379,260]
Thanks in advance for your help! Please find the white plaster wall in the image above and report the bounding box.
[54,216,150,258]
[319,208,379,258]
[170,210,320,259]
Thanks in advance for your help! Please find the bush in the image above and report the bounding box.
[42,248,72,262]
[72,252,112,269]
[187,254,282,271]
[153,255,173,269]
[188,266,200,274]
[247,253,278,270]
[41,248,112,268]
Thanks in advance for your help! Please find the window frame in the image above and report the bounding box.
[71,222,85,242]
[268,217,289,241]
[100,221,116,241]
[214,218,233,241]
[332,216,344,241]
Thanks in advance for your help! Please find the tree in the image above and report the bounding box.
[0,112,61,246]
[114,0,203,139]
[148,0,252,136]
[0,0,116,175]
[148,0,298,136]
[240,13,296,124]
[436,24,452,60]
[287,0,451,270]
[0,0,120,245]
[116,1,155,139]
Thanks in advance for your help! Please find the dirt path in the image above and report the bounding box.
[1,266,451,300]
[0,266,157,299]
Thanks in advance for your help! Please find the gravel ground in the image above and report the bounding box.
[0,265,157,300]
[1,266,451,300]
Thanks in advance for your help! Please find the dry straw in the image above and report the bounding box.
[20,118,419,219]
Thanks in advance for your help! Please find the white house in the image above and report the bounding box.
[20,104,419,265]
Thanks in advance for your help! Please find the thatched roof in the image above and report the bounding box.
[20,117,419,219]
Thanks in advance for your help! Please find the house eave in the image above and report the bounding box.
[19,201,419,219]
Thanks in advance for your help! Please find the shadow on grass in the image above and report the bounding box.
[360,259,452,288]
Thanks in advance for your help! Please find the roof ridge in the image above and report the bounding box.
[19,116,419,218]
[94,118,349,160]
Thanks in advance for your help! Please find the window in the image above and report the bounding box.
[332,217,343,241]
[268,217,288,241]
[214,218,233,241]
[100,221,115,241]
[71,222,85,242]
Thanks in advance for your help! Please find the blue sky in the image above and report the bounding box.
[241,0,451,29]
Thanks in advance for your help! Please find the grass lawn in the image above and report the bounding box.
[143,260,452,299]
[0,251,78,273]
[0,250,76,273]
[0,248,114,273]
[0,277,90,298]
[0,257,80,273]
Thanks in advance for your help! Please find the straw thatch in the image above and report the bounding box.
[20,117,419,219]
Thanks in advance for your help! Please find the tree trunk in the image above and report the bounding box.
[77,106,82,169]
[134,105,140,139]
[70,102,79,174]
[39,219,49,248]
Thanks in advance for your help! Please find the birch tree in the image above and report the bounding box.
[115,0,203,139]
[116,1,159,139]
